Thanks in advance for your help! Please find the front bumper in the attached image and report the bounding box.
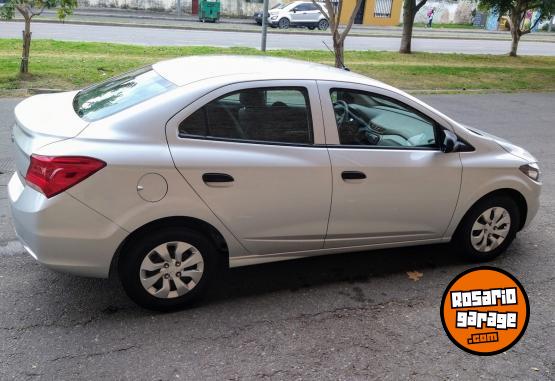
[521,179,541,230]
[8,172,128,278]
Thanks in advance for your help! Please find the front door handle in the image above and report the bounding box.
[202,173,234,183]
[341,171,366,180]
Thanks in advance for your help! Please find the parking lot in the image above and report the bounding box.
[0,93,553,379]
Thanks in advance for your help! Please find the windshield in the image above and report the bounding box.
[272,3,285,9]
[73,67,176,122]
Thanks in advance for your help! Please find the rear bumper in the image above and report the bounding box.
[8,172,128,278]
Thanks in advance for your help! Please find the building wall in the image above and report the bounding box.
[81,0,471,24]
[338,0,402,26]
[364,0,402,26]
[80,0,281,16]
[412,0,475,24]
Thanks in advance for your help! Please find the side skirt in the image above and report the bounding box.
[229,237,450,268]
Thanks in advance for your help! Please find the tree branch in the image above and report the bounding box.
[415,0,428,13]
[522,12,543,34]
[335,0,343,31]
[340,0,364,42]
[15,3,30,18]
[30,5,46,17]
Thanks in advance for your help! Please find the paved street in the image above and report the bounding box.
[0,93,554,379]
[1,21,555,55]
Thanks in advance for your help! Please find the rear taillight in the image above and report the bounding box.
[25,155,106,198]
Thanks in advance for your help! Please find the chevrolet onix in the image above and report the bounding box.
[9,56,541,310]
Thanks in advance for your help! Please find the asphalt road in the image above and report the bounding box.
[0,93,554,379]
[1,21,555,55]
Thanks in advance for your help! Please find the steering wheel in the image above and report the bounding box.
[334,101,381,145]
[333,100,350,128]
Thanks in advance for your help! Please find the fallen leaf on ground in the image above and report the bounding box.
[407,271,423,282]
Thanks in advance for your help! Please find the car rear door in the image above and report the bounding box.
[318,81,462,249]
[166,80,332,255]
[305,2,322,23]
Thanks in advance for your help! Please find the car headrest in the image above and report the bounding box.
[239,90,266,108]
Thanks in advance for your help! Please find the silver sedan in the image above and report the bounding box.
[8,56,541,310]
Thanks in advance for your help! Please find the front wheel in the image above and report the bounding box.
[453,195,520,261]
[278,17,290,29]
[308,26,316,30]
[119,227,218,311]
[318,19,329,30]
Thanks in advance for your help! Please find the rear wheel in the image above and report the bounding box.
[278,17,290,29]
[119,227,217,311]
[453,195,520,261]
[318,19,329,30]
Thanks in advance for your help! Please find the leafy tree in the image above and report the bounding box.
[312,0,364,68]
[400,0,428,54]
[1,0,77,73]
[479,0,555,56]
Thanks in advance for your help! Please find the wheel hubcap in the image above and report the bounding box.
[139,241,204,299]
[470,207,511,253]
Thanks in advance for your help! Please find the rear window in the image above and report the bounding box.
[73,67,175,122]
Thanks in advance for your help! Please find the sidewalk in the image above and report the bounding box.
[14,8,552,43]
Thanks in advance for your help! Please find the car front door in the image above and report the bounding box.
[166,81,331,255]
[318,81,462,249]
[290,3,309,24]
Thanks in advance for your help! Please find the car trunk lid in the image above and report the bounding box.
[13,91,89,176]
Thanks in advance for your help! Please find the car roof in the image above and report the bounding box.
[152,55,385,88]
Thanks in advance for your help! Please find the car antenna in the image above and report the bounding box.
[322,41,350,71]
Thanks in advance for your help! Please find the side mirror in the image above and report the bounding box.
[441,130,457,153]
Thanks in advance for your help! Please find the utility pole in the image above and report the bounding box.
[176,0,182,17]
[261,0,269,51]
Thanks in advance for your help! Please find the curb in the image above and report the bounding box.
[28,88,64,94]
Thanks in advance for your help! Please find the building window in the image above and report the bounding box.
[374,0,393,18]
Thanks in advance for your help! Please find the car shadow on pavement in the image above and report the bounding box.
[207,243,465,303]
[30,243,467,318]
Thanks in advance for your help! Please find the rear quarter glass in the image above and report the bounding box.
[73,66,176,122]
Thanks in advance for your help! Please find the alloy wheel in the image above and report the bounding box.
[278,18,290,29]
[470,207,511,253]
[139,241,204,299]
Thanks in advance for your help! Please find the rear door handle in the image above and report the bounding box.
[341,171,366,180]
[202,173,234,183]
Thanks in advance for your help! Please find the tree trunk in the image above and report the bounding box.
[400,1,415,54]
[509,31,520,57]
[509,13,520,57]
[20,18,32,74]
[333,34,344,68]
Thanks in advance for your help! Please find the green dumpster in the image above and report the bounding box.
[199,0,220,23]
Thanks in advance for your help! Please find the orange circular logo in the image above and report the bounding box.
[440,267,529,356]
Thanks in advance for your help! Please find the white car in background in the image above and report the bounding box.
[268,1,329,30]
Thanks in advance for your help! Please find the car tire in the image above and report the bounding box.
[318,19,329,30]
[278,17,290,29]
[453,195,520,262]
[308,26,316,30]
[119,227,218,311]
